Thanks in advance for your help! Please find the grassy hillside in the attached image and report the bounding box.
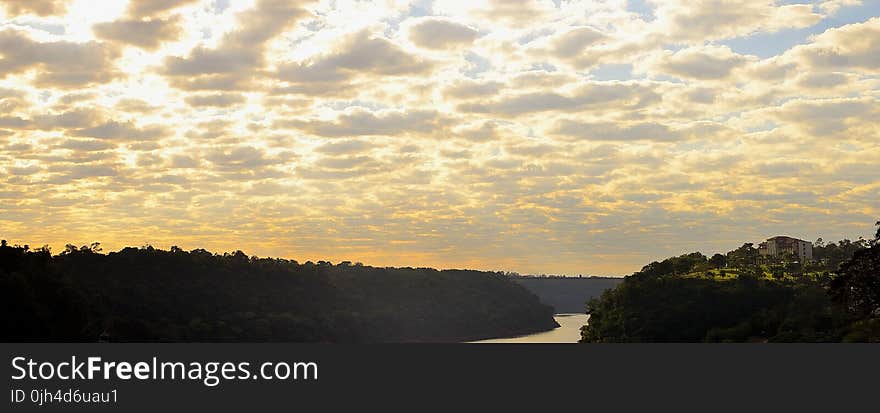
[581,222,880,343]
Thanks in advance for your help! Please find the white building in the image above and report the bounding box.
[758,236,813,263]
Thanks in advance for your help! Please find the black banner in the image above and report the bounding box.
[2,344,877,411]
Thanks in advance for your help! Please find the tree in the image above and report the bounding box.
[874,221,879,244]
[709,253,727,269]
[728,243,759,269]
[830,246,880,318]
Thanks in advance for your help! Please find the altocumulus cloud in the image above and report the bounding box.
[0,0,877,275]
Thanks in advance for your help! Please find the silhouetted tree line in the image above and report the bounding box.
[812,237,874,270]
[582,221,880,342]
[0,242,557,342]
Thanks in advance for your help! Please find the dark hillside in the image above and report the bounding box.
[514,277,623,313]
[0,243,558,343]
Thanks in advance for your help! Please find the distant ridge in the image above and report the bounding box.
[513,276,624,313]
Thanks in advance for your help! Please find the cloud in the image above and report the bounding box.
[455,121,500,141]
[59,163,120,179]
[646,45,752,80]
[93,16,183,50]
[772,97,878,136]
[315,140,374,155]
[276,32,433,94]
[283,109,448,137]
[434,0,555,26]
[127,0,199,17]
[505,143,560,157]
[73,121,168,141]
[459,81,660,115]
[0,87,28,111]
[795,72,852,89]
[33,108,103,129]
[527,26,607,68]
[205,146,286,170]
[753,160,822,178]
[789,17,880,73]
[6,163,42,175]
[165,46,255,76]
[406,17,479,50]
[0,29,121,88]
[169,154,199,169]
[553,120,682,142]
[297,155,390,179]
[315,155,377,170]
[443,79,503,100]
[743,57,797,82]
[185,93,247,108]
[57,139,116,152]
[115,99,160,113]
[548,27,606,58]
[1,0,68,16]
[0,116,29,128]
[163,0,308,90]
[510,71,577,89]
[652,0,824,42]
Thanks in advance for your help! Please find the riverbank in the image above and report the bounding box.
[471,314,589,343]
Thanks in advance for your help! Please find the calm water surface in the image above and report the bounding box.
[472,314,588,343]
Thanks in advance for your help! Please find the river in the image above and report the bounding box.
[471,314,589,343]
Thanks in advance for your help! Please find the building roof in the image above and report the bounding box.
[767,236,809,243]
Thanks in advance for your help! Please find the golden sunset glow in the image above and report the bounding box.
[1,0,878,274]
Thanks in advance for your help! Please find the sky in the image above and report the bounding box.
[0,0,878,275]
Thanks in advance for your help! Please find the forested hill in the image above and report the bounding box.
[581,221,880,343]
[0,243,558,343]
[513,277,623,313]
